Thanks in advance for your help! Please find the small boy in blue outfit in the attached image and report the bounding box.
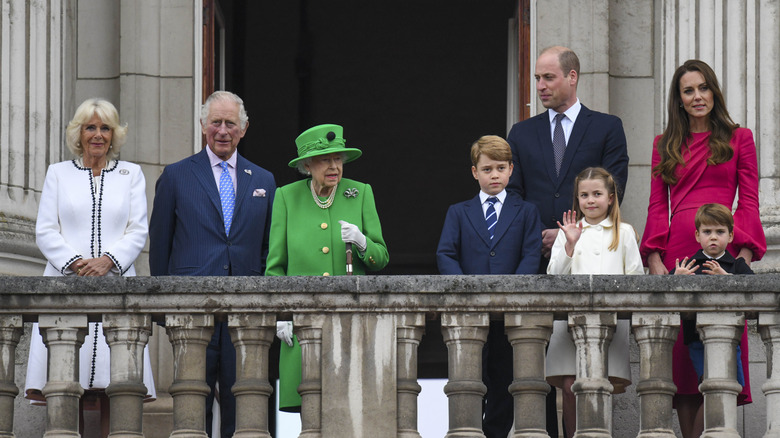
[437,135,542,438]
[671,203,750,383]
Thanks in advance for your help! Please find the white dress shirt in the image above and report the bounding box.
[547,98,582,145]
[478,189,506,220]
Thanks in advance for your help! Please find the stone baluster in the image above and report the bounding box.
[102,314,152,438]
[0,315,23,438]
[441,313,489,438]
[698,312,744,438]
[165,314,214,437]
[228,313,276,438]
[632,312,678,438]
[569,312,615,438]
[396,313,425,438]
[504,312,553,438]
[39,314,88,438]
[759,313,780,438]
[295,314,326,438]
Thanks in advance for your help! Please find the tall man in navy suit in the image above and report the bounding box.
[504,46,629,438]
[149,91,276,437]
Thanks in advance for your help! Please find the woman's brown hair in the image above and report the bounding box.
[653,59,738,185]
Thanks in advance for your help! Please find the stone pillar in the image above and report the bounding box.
[632,312,678,438]
[294,314,326,438]
[165,314,214,438]
[396,313,425,438]
[0,315,23,438]
[39,314,88,438]
[227,313,275,438]
[504,312,553,438]
[569,312,615,438]
[440,312,489,438]
[697,312,744,438]
[759,312,780,438]
[102,314,152,438]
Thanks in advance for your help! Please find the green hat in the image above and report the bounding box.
[288,124,363,168]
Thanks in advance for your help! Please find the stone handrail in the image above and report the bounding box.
[1,275,779,438]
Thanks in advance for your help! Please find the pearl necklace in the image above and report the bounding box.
[311,181,336,209]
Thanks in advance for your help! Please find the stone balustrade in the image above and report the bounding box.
[1,275,780,438]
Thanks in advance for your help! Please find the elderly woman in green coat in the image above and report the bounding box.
[266,123,389,411]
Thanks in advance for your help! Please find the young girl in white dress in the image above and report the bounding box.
[546,167,644,438]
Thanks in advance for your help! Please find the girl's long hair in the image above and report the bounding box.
[653,59,738,185]
[572,167,623,251]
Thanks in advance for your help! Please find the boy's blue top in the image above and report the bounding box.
[437,191,542,274]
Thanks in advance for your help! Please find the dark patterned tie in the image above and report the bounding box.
[486,197,498,239]
[553,113,567,176]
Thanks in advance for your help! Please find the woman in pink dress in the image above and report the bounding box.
[640,59,766,438]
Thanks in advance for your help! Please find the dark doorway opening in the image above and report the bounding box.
[210,1,519,274]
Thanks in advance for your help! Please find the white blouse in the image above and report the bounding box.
[547,218,644,275]
[35,159,148,276]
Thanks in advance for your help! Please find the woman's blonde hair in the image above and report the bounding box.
[65,98,128,159]
[572,167,623,251]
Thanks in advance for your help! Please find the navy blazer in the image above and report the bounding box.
[437,192,542,274]
[507,105,629,230]
[149,148,276,276]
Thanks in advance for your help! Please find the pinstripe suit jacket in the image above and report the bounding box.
[149,148,276,276]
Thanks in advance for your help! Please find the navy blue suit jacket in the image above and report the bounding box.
[436,192,542,274]
[507,105,629,230]
[149,148,276,276]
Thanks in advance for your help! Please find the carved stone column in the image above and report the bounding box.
[632,312,678,438]
[396,313,425,438]
[759,312,780,438]
[0,315,23,438]
[294,314,326,438]
[165,314,214,438]
[39,314,88,438]
[569,312,615,438]
[227,313,275,438]
[697,312,744,438]
[504,312,553,438]
[102,314,152,438]
[441,312,489,438]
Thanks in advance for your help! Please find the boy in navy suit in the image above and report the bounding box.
[671,203,750,436]
[437,135,542,438]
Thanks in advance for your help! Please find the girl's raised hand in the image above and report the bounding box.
[673,257,699,275]
[557,210,582,257]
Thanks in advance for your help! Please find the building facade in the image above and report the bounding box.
[2,0,779,436]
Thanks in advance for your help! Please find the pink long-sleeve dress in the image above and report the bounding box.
[640,127,766,405]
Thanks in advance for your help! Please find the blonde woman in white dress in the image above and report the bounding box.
[546,167,643,438]
[25,98,155,437]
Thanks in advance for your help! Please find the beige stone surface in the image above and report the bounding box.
[77,0,119,79]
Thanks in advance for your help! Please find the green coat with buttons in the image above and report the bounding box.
[265,178,389,277]
[266,178,389,410]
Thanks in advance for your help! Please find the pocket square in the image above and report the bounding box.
[253,189,267,197]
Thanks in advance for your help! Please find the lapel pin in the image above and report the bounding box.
[244,169,252,175]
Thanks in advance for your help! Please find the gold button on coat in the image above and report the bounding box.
[321,223,328,229]
[323,272,330,276]
[322,247,330,254]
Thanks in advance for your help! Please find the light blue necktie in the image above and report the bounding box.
[486,197,498,239]
[219,161,235,236]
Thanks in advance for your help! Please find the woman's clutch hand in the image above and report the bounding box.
[339,220,367,252]
[78,255,115,276]
[276,321,294,347]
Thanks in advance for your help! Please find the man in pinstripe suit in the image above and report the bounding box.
[149,91,276,437]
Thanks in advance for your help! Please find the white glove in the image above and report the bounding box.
[276,321,294,347]
[339,220,367,252]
